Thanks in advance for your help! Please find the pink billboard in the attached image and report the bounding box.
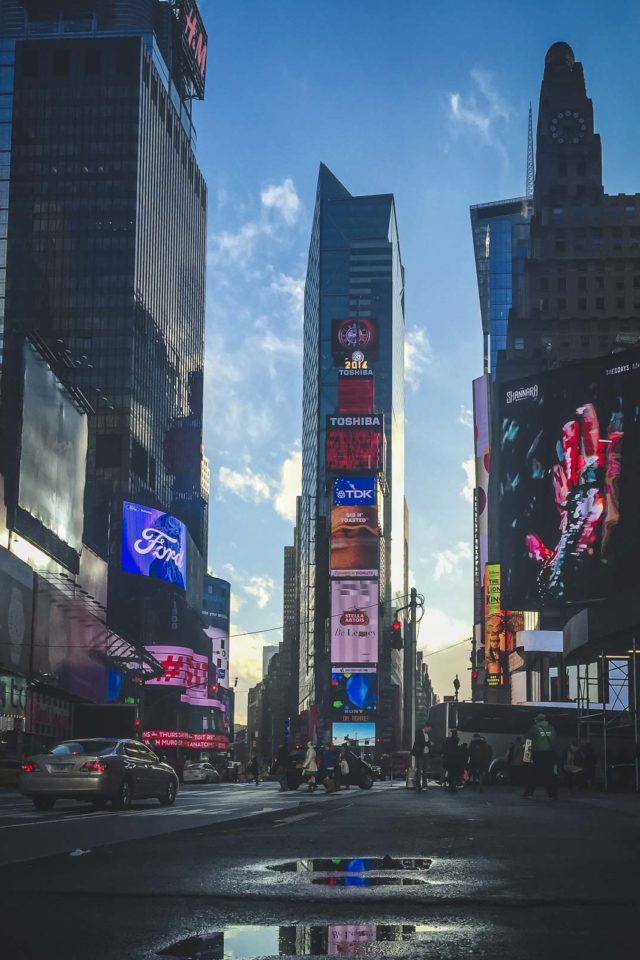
[330,580,378,665]
[473,375,491,619]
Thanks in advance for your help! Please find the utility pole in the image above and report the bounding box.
[409,587,418,757]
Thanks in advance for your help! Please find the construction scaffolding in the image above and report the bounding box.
[575,641,639,792]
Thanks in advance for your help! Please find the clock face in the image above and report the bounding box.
[549,110,587,145]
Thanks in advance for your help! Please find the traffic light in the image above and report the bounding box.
[390,616,403,650]
[210,683,218,696]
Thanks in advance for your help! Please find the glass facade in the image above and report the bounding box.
[299,165,405,748]
[1,19,207,561]
[470,199,531,376]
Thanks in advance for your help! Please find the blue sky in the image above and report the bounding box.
[195,0,640,721]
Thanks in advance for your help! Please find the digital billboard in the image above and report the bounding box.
[333,477,376,507]
[330,580,378,664]
[204,626,229,687]
[473,375,491,620]
[178,0,208,99]
[330,504,379,578]
[122,502,188,590]
[326,415,384,474]
[499,353,640,609]
[338,375,374,414]
[330,669,377,721]
[332,318,378,362]
[144,645,207,689]
[484,564,505,686]
[16,341,88,563]
[332,721,376,744]
[143,730,228,750]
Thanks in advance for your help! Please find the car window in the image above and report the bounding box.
[137,744,158,761]
[124,742,143,759]
[50,740,117,757]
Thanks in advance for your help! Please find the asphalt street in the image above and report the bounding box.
[1,781,639,959]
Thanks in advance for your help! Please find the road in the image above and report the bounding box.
[1,781,639,958]
[0,780,349,865]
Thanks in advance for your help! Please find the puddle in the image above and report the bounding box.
[157,923,460,959]
[268,857,432,874]
[311,876,427,887]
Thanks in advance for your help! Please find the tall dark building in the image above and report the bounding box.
[502,41,640,379]
[0,0,208,562]
[298,164,406,752]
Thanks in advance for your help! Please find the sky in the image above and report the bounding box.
[194,0,640,723]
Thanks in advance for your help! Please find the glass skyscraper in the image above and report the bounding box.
[470,198,531,376]
[0,0,207,564]
[298,164,406,751]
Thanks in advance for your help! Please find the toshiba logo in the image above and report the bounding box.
[328,416,382,427]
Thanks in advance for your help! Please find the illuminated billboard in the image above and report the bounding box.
[499,353,640,609]
[204,626,229,687]
[333,477,376,507]
[330,669,377,721]
[484,565,505,686]
[178,0,208,99]
[473,375,490,620]
[330,504,379,578]
[332,318,378,362]
[331,580,378,664]
[338,375,374,413]
[144,645,207,689]
[326,415,384,474]
[143,730,228,750]
[332,721,376,744]
[16,341,88,564]
[122,502,188,590]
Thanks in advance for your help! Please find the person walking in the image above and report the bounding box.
[468,733,493,792]
[563,741,583,790]
[411,723,431,792]
[302,741,318,792]
[443,729,463,794]
[274,744,289,792]
[523,713,559,800]
[248,756,260,786]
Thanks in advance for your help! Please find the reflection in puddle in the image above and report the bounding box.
[268,857,432,874]
[311,876,427,887]
[157,924,451,959]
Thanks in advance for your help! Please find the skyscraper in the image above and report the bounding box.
[298,164,406,751]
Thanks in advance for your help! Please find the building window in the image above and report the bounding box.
[95,434,121,468]
[553,206,563,216]
[84,49,100,76]
[596,276,604,290]
[558,161,568,177]
[616,297,625,310]
[53,49,70,77]
[578,276,587,290]
[626,204,636,214]
[558,298,566,312]
[596,297,604,310]
[616,276,624,290]
[578,298,587,311]
[539,277,548,291]
[581,336,590,349]
[514,337,525,351]
[557,277,566,291]
[554,239,565,253]
[576,161,586,177]
[633,276,640,289]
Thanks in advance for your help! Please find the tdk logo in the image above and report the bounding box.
[334,477,376,507]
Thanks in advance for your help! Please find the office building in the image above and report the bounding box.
[297,164,406,751]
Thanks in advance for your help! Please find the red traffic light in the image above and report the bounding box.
[471,670,479,680]
[391,619,401,633]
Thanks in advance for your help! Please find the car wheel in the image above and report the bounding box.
[159,777,177,806]
[360,773,374,790]
[32,796,55,811]
[113,778,133,810]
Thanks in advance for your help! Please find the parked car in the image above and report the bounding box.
[0,758,21,788]
[19,738,179,811]
[183,762,220,784]
[285,747,375,791]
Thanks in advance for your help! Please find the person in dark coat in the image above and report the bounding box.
[248,756,260,786]
[523,714,559,800]
[411,723,432,792]
[443,730,463,793]
[468,733,493,792]
[275,744,289,792]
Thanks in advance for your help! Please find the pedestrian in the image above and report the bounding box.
[302,741,318,792]
[443,729,463,793]
[523,713,559,800]
[468,732,493,792]
[411,723,432,792]
[274,743,289,792]
[563,741,583,790]
[506,736,525,786]
[339,747,351,790]
[248,755,260,786]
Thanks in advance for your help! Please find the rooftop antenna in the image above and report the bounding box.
[526,103,535,201]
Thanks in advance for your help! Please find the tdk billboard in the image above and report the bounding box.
[333,477,376,507]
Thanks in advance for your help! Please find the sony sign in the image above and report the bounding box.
[333,477,376,507]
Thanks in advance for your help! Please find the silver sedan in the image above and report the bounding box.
[19,738,179,811]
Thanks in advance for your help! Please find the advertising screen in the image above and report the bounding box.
[178,0,208,99]
[204,625,229,687]
[144,645,208,690]
[473,375,491,620]
[143,730,228,750]
[332,721,376,744]
[17,341,88,559]
[499,353,640,609]
[331,580,378,664]
[326,416,384,474]
[332,318,378,361]
[330,504,379,578]
[338,375,374,414]
[333,477,376,507]
[330,669,377,721]
[0,548,33,674]
[484,564,505,686]
[122,502,188,590]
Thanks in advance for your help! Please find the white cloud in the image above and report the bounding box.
[433,541,472,581]
[448,70,513,160]
[218,466,271,504]
[242,575,275,609]
[258,326,300,359]
[461,458,475,503]
[458,405,473,428]
[270,272,305,324]
[261,178,301,224]
[405,327,433,391]
[208,222,262,267]
[273,450,302,523]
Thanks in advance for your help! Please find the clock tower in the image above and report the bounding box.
[534,42,603,208]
